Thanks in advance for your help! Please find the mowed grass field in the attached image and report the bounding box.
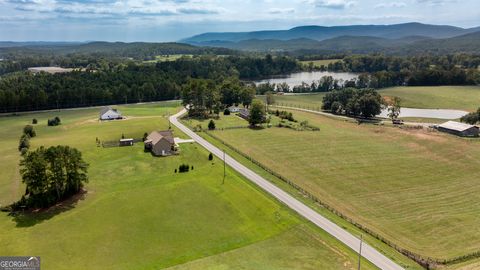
[0,102,377,269]
[300,59,342,68]
[195,110,480,261]
[379,86,480,111]
[261,86,480,112]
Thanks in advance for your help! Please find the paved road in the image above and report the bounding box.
[170,108,404,270]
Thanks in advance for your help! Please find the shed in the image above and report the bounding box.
[119,138,134,146]
[100,106,122,120]
[437,121,479,137]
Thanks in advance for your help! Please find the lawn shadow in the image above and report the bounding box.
[8,189,87,228]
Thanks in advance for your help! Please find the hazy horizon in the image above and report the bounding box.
[0,0,479,42]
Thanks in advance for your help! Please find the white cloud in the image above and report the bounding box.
[374,2,406,9]
[268,8,295,14]
[311,0,356,9]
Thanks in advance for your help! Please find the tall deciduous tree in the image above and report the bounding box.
[249,99,266,126]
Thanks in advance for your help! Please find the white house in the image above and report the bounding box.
[99,106,122,120]
[228,106,241,113]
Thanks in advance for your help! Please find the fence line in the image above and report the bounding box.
[199,127,480,268]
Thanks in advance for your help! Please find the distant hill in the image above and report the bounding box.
[185,29,480,55]
[0,41,237,59]
[182,22,478,44]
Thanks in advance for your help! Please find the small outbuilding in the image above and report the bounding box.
[100,106,122,120]
[144,130,177,156]
[119,138,134,146]
[437,121,479,137]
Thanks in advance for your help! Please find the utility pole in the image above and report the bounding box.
[223,150,226,185]
[358,234,363,270]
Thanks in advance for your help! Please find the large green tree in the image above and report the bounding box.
[249,99,266,126]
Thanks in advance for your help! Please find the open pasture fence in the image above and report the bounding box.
[201,128,480,268]
[101,138,143,148]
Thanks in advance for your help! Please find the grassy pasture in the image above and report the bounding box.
[379,86,480,111]
[191,109,480,261]
[143,54,193,63]
[259,86,480,112]
[300,59,342,68]
[0,102,376,269]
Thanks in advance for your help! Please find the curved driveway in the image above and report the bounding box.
[170,108,404,270]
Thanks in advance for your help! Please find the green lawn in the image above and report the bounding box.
[259,93,326,111]
[0,102,377,269]
[191,109,480,261]
[379,86,480,111]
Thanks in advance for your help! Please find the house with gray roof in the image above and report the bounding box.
[437,121,479,137]
[100,106,122,120]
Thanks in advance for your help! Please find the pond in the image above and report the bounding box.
[378,107,469,120]
[254,71,358,87]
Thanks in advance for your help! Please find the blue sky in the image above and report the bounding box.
[0,0,479,42]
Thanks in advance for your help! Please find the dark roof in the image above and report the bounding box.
[146,130,174,145]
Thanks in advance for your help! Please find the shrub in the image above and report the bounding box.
[143,132,149,141]
[48,117,61,126]
[208,119,216,130]
[18,134,30,152]
[178,164,190,173]
[191,166,194,170]
[32,119,37,124]
[223,108,231,115]
[174,169,177,173]
[208,153,213,161]
[23,125,36,137]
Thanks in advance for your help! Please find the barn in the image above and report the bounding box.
[437,121,479,137]
[100,107,122,120]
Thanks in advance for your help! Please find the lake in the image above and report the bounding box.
[254,71,358,87]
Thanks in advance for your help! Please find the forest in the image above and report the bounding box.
[0,55,299,112]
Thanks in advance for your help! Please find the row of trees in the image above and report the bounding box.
[327,54,480,87]
[182,77,256,117]
[322,88,384,118]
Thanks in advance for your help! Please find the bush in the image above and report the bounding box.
[174,169,177,173]
[48,117,61,126]
[223,108,231,115]
[178,164,190,173]
[143,132,148,141]
[18,134,30,152]
[32,119,37,124]
[208,119,216,130]
[23,125,36,137]
[191,166,194,170]
[208,153,213,161]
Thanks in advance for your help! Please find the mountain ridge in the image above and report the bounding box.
[182,22,480,44]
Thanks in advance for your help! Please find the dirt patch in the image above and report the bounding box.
[382,96,394,105]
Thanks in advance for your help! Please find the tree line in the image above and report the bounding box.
[326,54,480,87]
[0,55,300,113]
